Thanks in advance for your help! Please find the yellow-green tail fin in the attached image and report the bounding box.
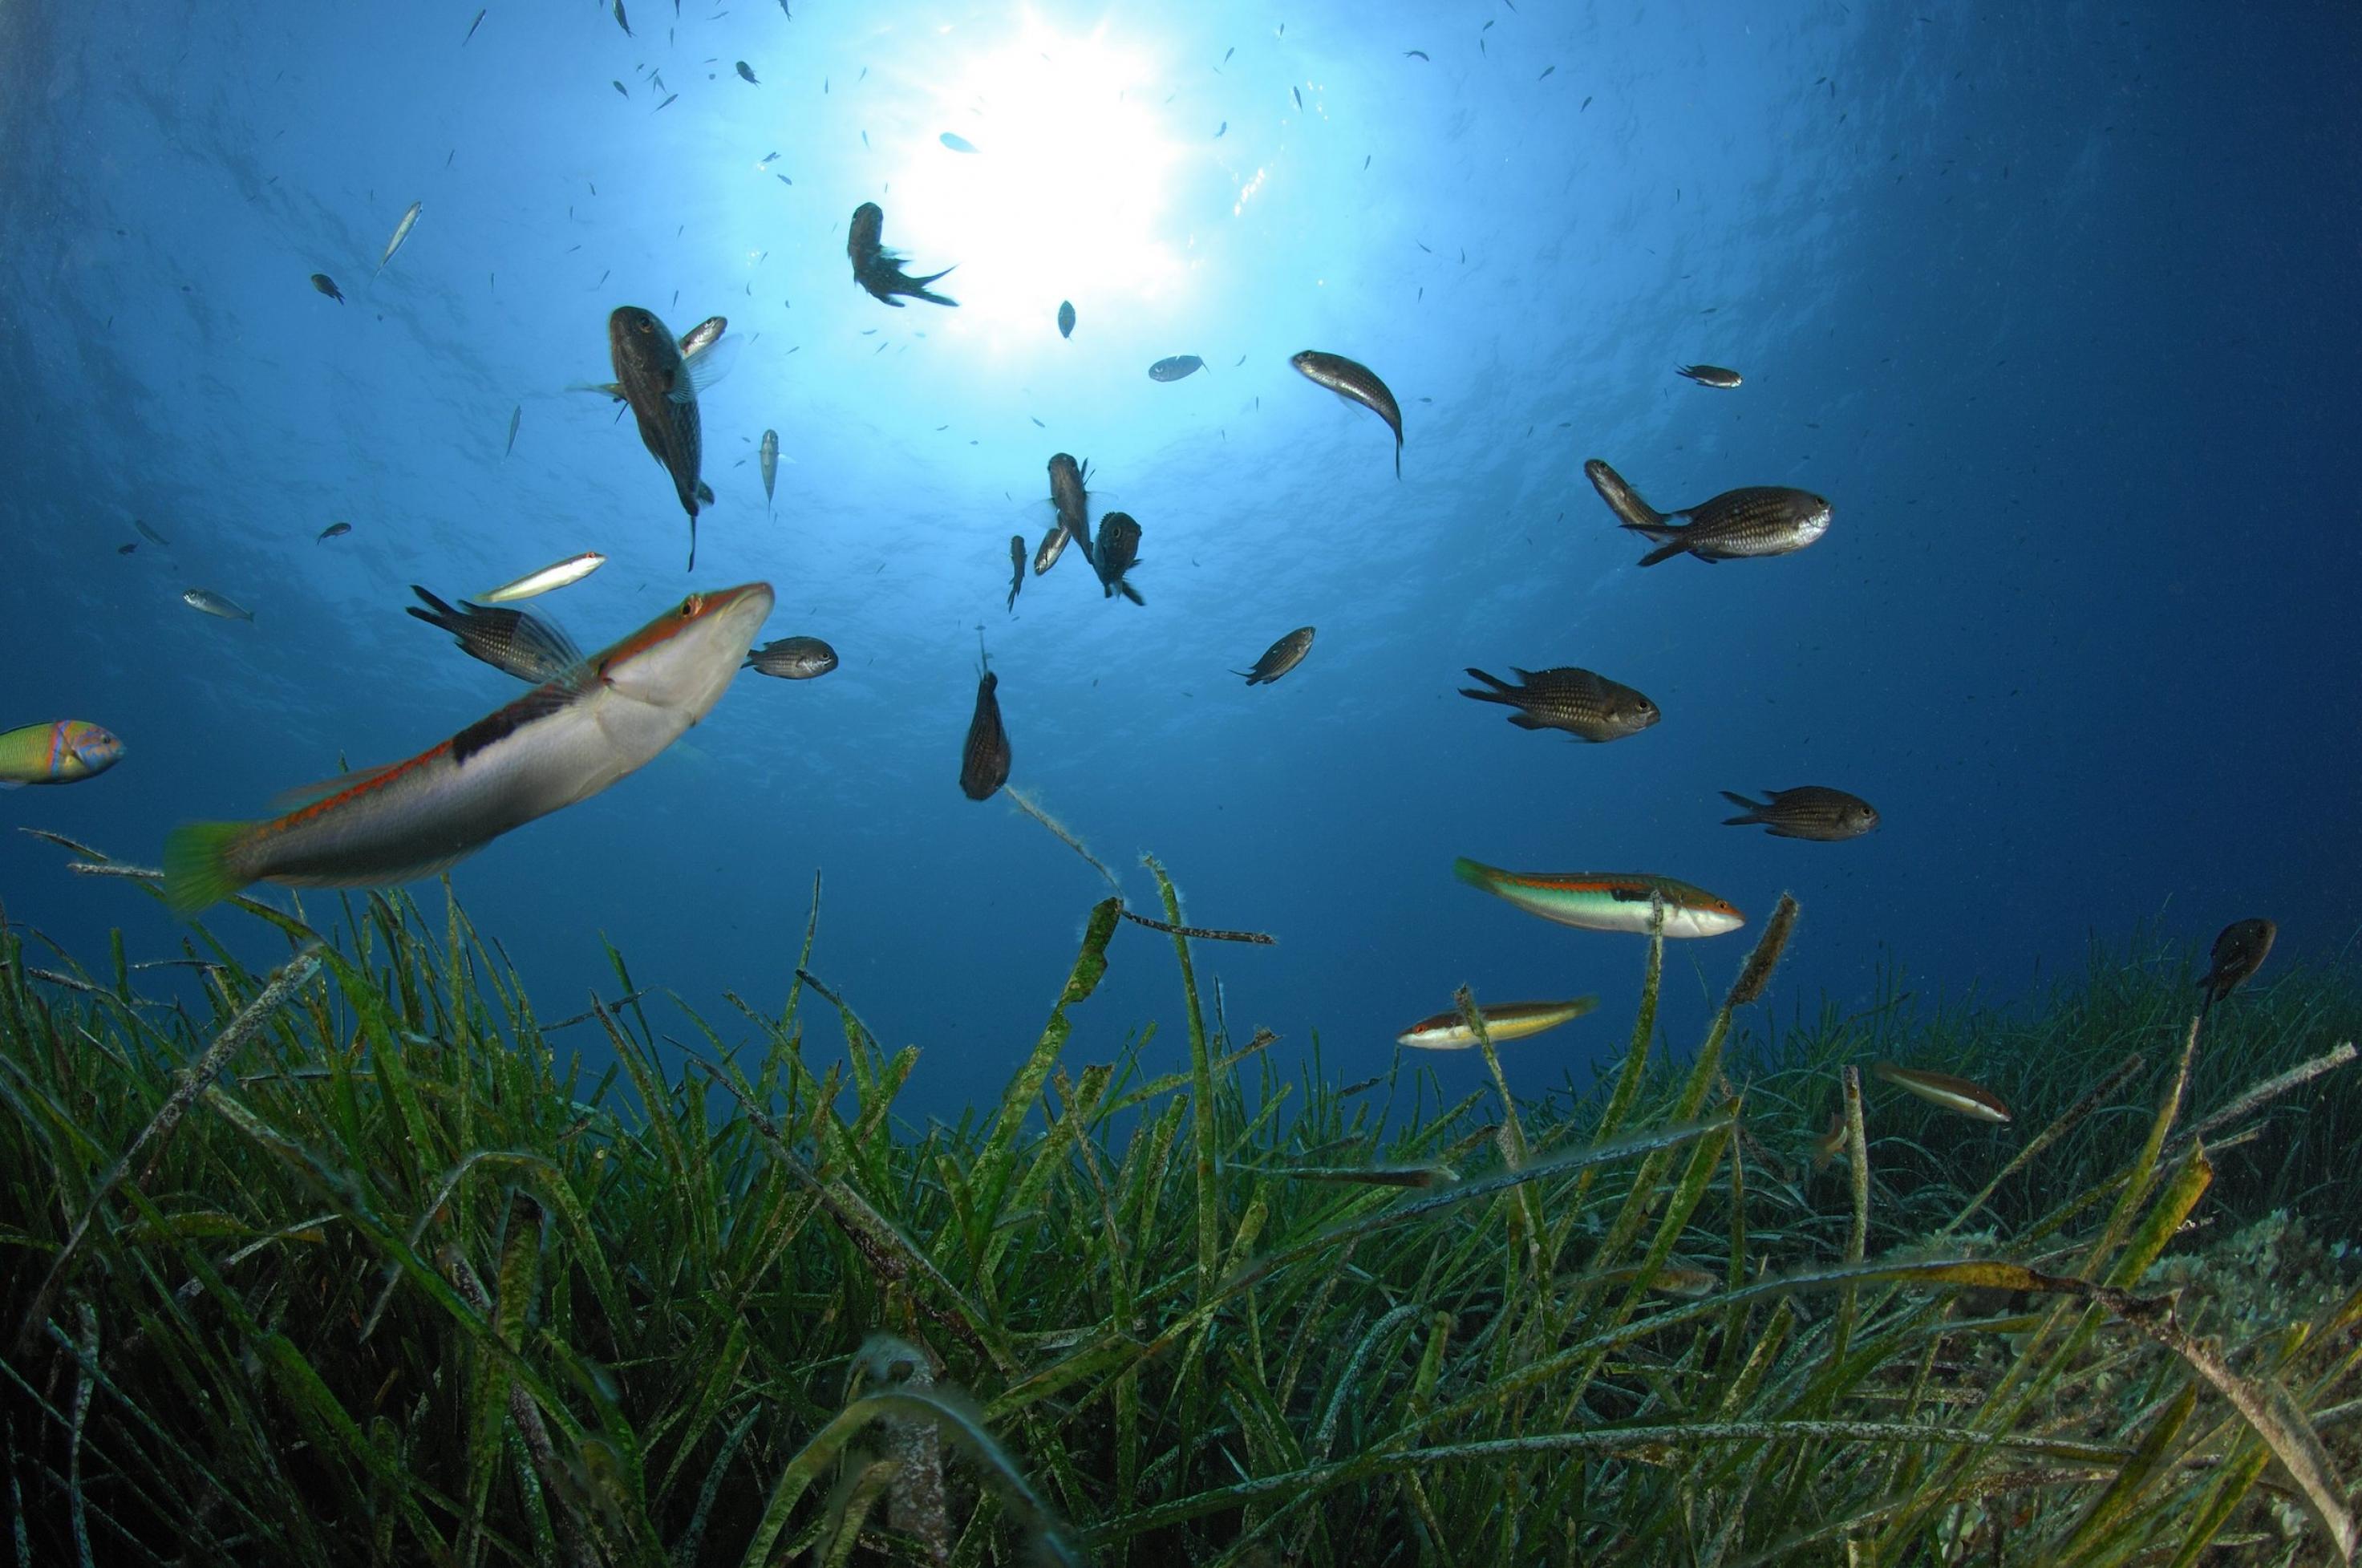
[163,822,253,915]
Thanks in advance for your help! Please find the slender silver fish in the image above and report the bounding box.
[481,552,606,603]
[377,201,423,273]
[1291,350,1403,476]
[183,589,254,623]
[760,428,779,506]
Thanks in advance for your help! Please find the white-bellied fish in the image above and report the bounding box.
[134,520,170,546]
[1453,860,1744,938]
[407,585,584,685]
[1396,996,1598,1050]
[1036,452,1092,575]
[1720,786,1879,841]
[601,306,723,569]
[1676,364,1743,388]
[0,721,124,788]
[847,202,957,307]
[183,589,253,623]
[162,584,774,914]
[743,635,837,679]
[1871,1061,2010,1124]
[759,428,778,507]
[1290,350,1404,476]
[482,552,606,604]
[1584,460,1829,567]
[377,201,422,273]
[1236,626,1315,685]
[1460,666,1658,743]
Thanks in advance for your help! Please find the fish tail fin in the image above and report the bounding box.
[1452,857,1497,892]
[910,267,958,306]
[1720,791,1765,825]
[1395,440,1402,480]
[687,516,698,573]
[1458,668,1516,703]
[164,821,254,915]
[1636,537,1691,567]
[1119,581,1145,606]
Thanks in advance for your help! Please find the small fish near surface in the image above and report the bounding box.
[601,306,726,569]
[1396,996,1599,1050]
[377,200,422,273]
[316,521,351,543]
[183,589,254,623]
[1871,1061,2011,1124]
[1006,534,1026,611]
[1720,786,1879,841]
[1453,860,1744,938]
[164,584,774,914]
[0,720,124,788]
[1676,364,1743,388]
[938,132,979,153]
[760,427,779,507]
[407,585,585,685]
[960,659,1011,800]
[1149,355,1205,383]
[2198,918,2276,1008]
[735,60,760,83]
[1584,459,1830,566]
[482,552,606,603]
[743,635,837,679]
[1056,299,1076,338]
[1092,511,1145,605]
[847,202,957,307]
[310,273,344,303]
[1235,626,1315,686]
[1290,350,1404,476]
[505,403,521,456]
[1460,666,1659,743]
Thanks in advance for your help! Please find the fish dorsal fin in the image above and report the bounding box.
[271,760,405,812]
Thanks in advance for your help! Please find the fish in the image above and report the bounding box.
[678,315,727,357]
[1395,996,1599,1050]
[847,202,957,307]
[407,585,585,685]
[504,404,521,456]
[743,635,837,679]
[1006,534,1026,612]
[1677,364,1743,388]
[613,0,630,34]
[1215,121,1226,137]
[1452,861,1744,938]
[316,522,351,543]
[603,306,725,569]
[1235,626,1315,686]
[1056,300,1076,338]
[1149,355,1205,382]
[2198,918,2276,1007]
[1583,460,1831,566]
[939,131,979,153]
[1043,452,1093,574]
[1404,49,1429,59]
[735,60,759,83]
[1290,350,1404,476]
[1032,520,1075,576]
[134,520,170,545]
[654,93,678,112]
[464,7,485,43]
[1590,1262,1720,1299]
[116,543,137,555]
[376,201,422,273]
[183,589,254,623]
[1720,786,1879,841]
[959,663,1011,801]
[613,80,628,98]
[0,721,124,788]
[1093,512,1145,605]
[759,428,779,506]
[481,552,607,603]
[1459,666,1659,743]
[1809,1112,1848,1173]
[1871,1062,2011,1124]
[310,273,344,303]
[1292,85,1303,109]
[164,584,773,914]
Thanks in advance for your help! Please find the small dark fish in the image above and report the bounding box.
[1461,667,1658,743]
[134,520,169,546]
[1215,120,1227,138]
[613,79,629,98]
[654,92,678,112]
[776,173,792,185]
[939,131,979,153]
[614,0,630,34]
[1584,460,1830,565]
[760,150,779,164]
[1149,354,1205,382]
[1582,95,1592,110]
[1720,786,1878,841]
[1405,49,1428,59]
[743,635,838,679]
[116,543,137,555]
[1223,47,1234,63]
[505,403,521,456]
[464,7,485,43]
[606,306,723,568]
[847,201,957,307]
[406,585,581,685]
[1290,350,1403,476]
[316,522,351,543]
[1006,534,1027,611]
[1677,363,1743,388]
[736,60,759,83]
[1538,65,1555,79]
[1056,299,1076,338]
[2198,918,2276,1007]
[1236,626,1315,686]
[310,272,344,303]
[1093,512,1144,605]
[1292,85,1303,109]
[960,666,1011,800]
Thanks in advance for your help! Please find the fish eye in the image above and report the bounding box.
[681,594,704,616]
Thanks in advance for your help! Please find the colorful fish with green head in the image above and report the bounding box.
[1453,858,1744,938]
[0,720,124,787]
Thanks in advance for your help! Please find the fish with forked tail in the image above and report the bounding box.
[1006,535,1027,611]
[1236,626,1315,685]
[1585,459,1829,566]
[1460,666,1658,743]
[598,306,724,569]
[1720,786,1879,841]
[407,585,584,686]
[1093,512,1144,604]
[1676,364,1742,388]
[847,202,957,307]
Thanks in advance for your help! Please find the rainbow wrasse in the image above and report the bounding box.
[1453,859,1744,938]
[1396,996,1598,1050]
[163,584,773,913]
[1584,459,1829,566]
[0,720,124,787]
[1870,1061,2010,1124]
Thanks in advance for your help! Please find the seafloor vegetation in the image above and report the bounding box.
[1,845,2358,1566]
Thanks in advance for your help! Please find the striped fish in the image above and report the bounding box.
[1396,996,1598,1050]
[1584,459,1829,566]
[162,584,773,913]
[0,720,124,787]
[1453,859,1744,938]
[1870,1062,2010,1124]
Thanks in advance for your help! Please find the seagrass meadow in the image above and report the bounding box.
[2,845,2360,1566]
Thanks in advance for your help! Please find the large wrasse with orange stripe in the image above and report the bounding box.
[0,720,124,786]
[163,584,772,913]
[1452,858,1744,938]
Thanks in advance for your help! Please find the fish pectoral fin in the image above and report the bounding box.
[1637,539,1691,567]
[1505,713,1546,729]
[671,337,739,401]
[270,760,405,812]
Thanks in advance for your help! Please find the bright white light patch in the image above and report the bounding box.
[888,22,1187,341]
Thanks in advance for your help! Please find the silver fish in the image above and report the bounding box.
[377,201,422,273]
[1291,350,1403,476]
[1236,626,1314,686]
[760,428,779,506]
[1584,460,1830,566]
[183,589,254,623]
[939,132,979,153]
[481,552,606,603]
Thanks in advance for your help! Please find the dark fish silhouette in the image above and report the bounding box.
[1720,786,1879,841]
[1149,355,1205,382]
[1460,666,1658,743]
[613,0,630,34]
[1236,626,1315,686]
[1291,350,1403,476]
[1038,453,1092,574]
[1677,363,1743,388]
[1057,300,1076,338]
[310,273,344,303]
[316,522,352,543]
[602,306,723,569]
[406,585,583,686]
[735,60,760,83]
[959,664,1011,800]
[1093,512,1144,605]
[743,636,837,679]
[2198,918,2275,1008]
[847,201,957,307]
[1006,534,1026,611]
[1584,460,1829,566]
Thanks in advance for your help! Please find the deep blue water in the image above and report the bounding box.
[3,2,2357,1116]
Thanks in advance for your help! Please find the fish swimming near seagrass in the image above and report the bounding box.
[163,584,773,913]
[1396,996,1598,1050]
[1584,459,1829,566]
[2198,918,2275,1009]
[1452,860,1744,938]
[847,201,957,307]
[1870,1062,2010,1124]
[0,720,124,788]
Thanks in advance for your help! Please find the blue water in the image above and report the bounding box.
[3,2,2357,1115]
